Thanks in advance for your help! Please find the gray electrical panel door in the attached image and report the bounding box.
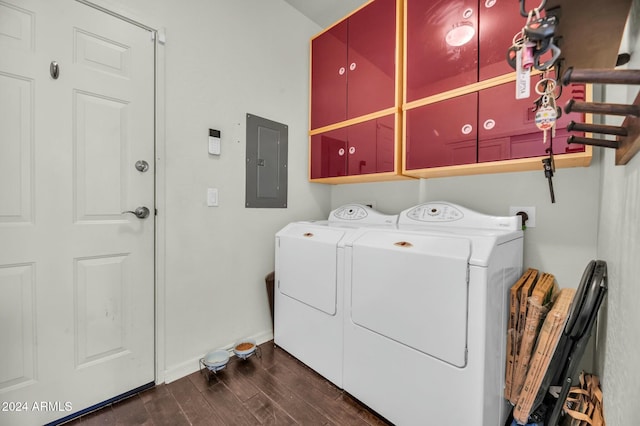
[245,113,288,208]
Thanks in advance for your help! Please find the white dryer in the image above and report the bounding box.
[343,202,523,426]
[274,204,397,388]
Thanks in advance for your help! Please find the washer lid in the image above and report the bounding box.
[349,230,470,367]
[277,223,345,315]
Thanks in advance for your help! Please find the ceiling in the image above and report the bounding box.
[284,0,368,28]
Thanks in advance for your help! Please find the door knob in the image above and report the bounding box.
[135,160,150,172]
[122,206,150,219]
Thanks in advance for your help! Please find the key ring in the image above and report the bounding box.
[512,30,526,48]
[535,78,557,96]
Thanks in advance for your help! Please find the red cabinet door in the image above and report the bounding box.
[310,115,396,179]
[405,93,478,169]
[310,128,348,178]
[478,79,586,162]
[405,0,478,102]
[479,0,526,80]
[347,0,397,120]
[311,0,397,130]
[348,114,396,175]
[311,21,348,130]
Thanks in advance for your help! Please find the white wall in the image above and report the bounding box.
[86,0,328,382]
[332,161,601,286]
[159,0,328,381]
[596,3,640,423]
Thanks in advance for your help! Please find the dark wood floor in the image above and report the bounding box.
[64,341,391,425]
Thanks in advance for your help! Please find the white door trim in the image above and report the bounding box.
[74,0,168,385]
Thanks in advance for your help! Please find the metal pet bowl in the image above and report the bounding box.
[201,349,230,372]
[233,338,257,360]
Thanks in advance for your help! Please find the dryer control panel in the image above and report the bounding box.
[399,202,520,231]
[406,203,464,222]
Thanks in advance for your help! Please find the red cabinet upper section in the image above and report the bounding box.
[311,21,348,130]
[478,0,528,80]
[347,0,397,120]
[405,0,479,102]
[311,0,397,130]
[406,0,542,102]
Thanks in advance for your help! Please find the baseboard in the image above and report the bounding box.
[162,329,274,384]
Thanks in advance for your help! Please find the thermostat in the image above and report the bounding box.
[209,129,221,155]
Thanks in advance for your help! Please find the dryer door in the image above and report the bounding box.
[350,231,471,367]
[277,224,346,315]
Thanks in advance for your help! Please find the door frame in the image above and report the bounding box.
[75,0,168,385]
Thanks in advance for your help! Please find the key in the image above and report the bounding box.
[535,95,557,143]
[534,79,558,143]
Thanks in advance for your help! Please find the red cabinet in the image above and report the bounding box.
[478,80,586,162]
[310,0,592,182]
[310,0,397,130]
[405,93,478,170]
[405,0,528,103]
[405,80,587,170]
[311,115,396,178]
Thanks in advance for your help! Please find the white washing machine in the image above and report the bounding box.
[274,204,397,388]
[343,202,523,426]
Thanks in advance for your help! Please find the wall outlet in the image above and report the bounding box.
[509,206,536,228]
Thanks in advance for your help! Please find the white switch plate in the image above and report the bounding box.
[207,188,219,207]
[509,206,536,228]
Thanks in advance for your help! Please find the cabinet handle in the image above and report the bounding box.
[483,119,496,130]
[484,0,496,8]
[350,62,357,71]
[461,124,473,135]
[349,146,356,154]
[338,148,345,156]
[338,67,346,76]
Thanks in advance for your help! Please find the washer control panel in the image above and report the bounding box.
[406,203,464,222]
[333,205,368,220]
[329,204,398,225]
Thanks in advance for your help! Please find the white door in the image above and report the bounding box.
[0,1,155,424]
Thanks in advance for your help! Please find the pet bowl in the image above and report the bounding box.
[233,338,257,360]
[202,349,230,372]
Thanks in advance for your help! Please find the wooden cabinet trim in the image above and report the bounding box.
[402,146,592,179]
[309,107,400,136]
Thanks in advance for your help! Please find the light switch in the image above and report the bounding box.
[207,188,219,207]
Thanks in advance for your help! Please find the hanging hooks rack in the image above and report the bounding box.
[562,67,640,165]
